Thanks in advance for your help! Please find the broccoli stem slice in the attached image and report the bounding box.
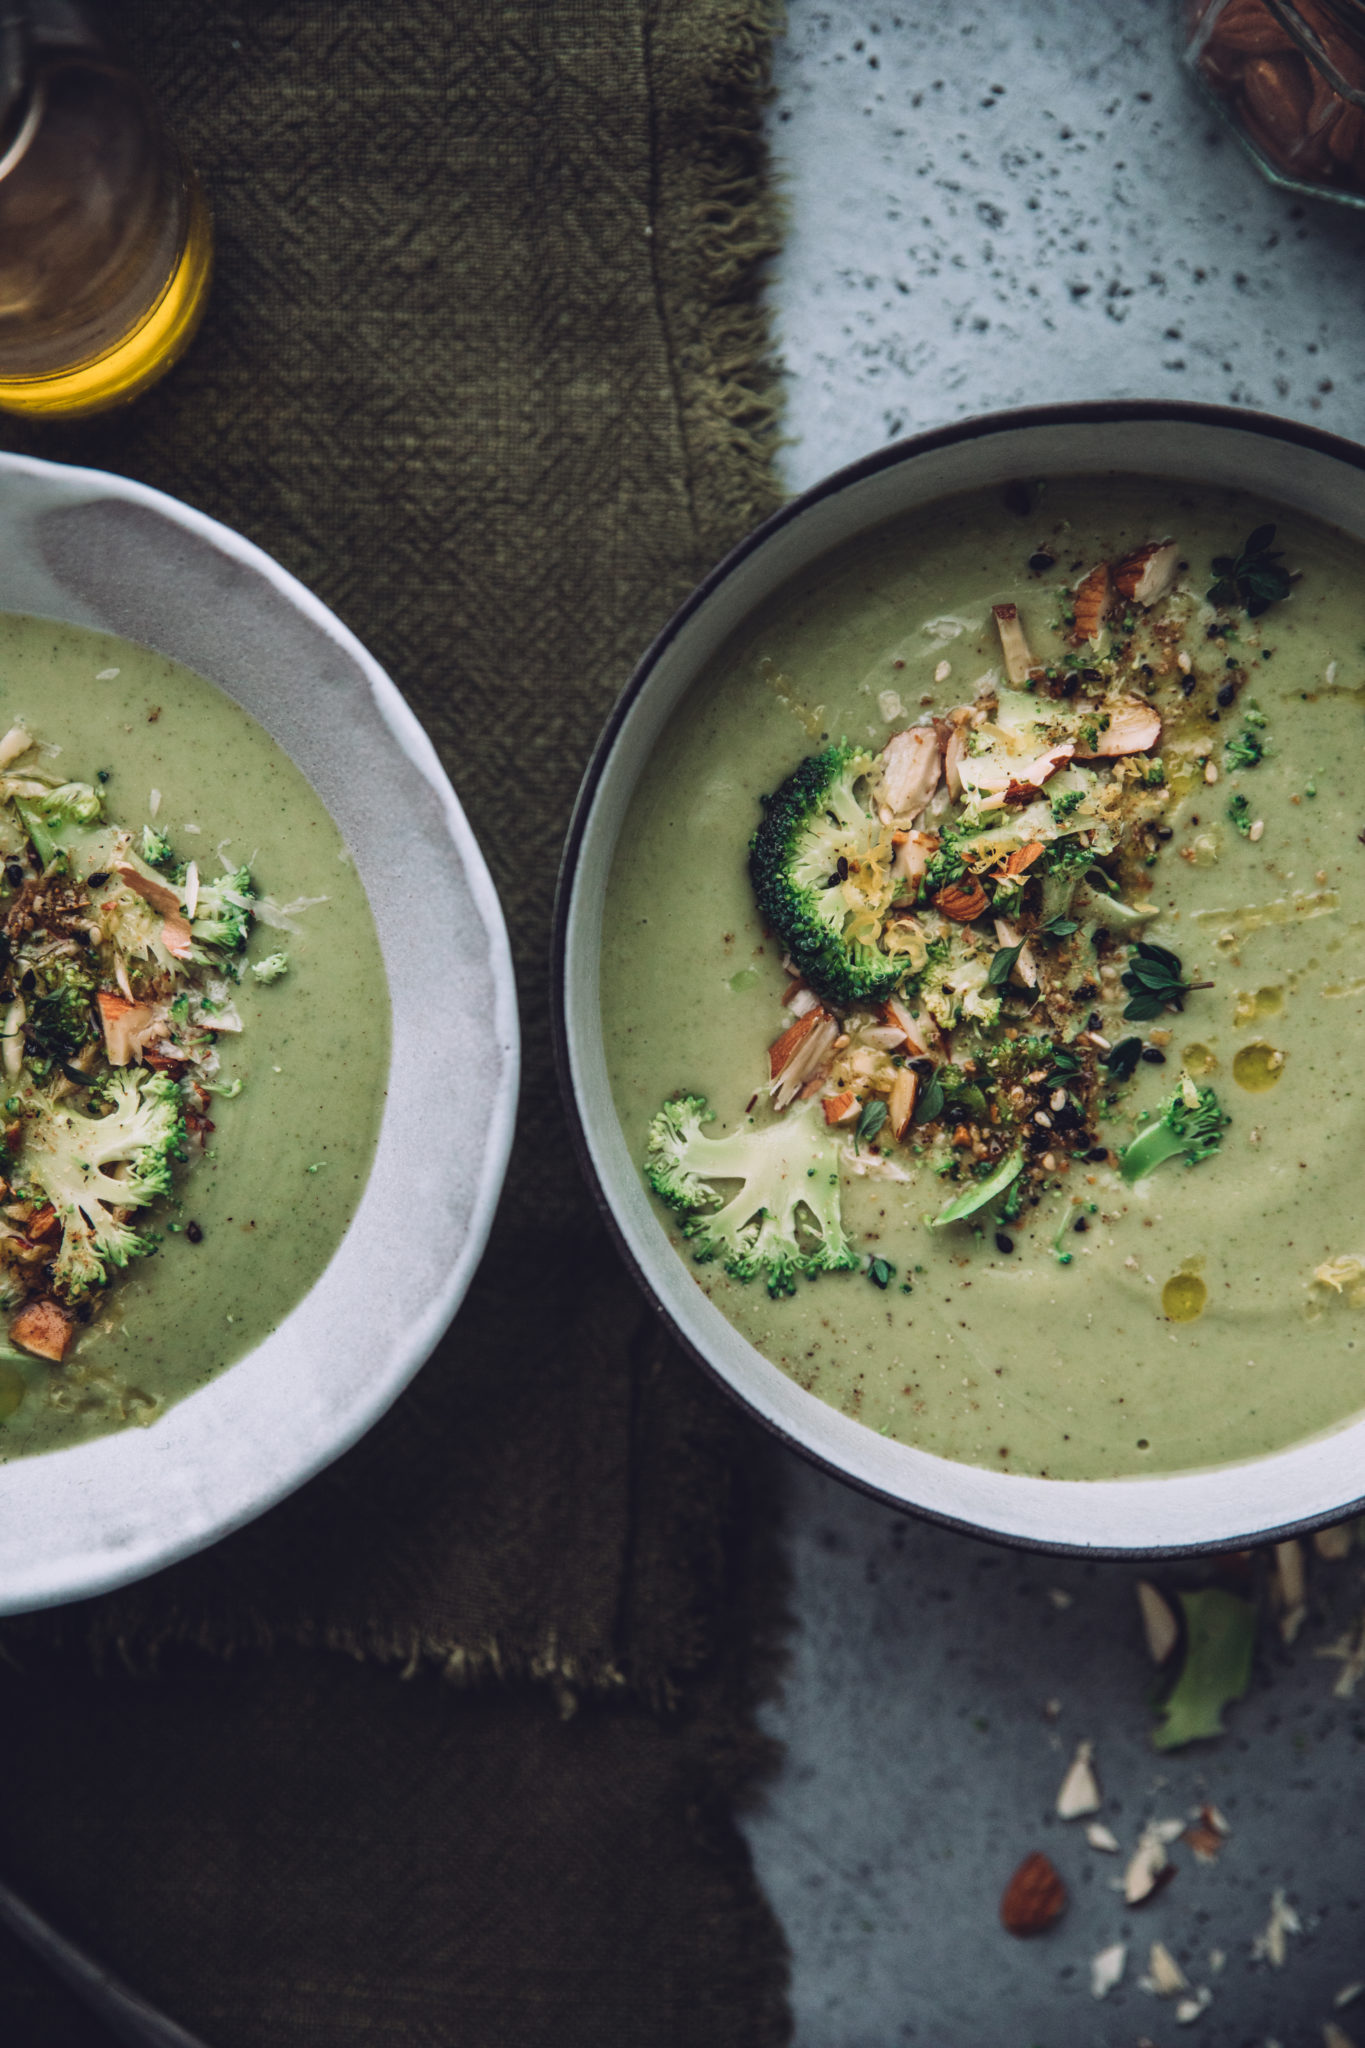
[925,1148,1024,1229]
[1118,1085,1229,1184]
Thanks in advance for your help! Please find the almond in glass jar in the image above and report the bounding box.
[1183,0,1365,205]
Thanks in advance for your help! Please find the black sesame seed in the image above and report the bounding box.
[995,1231,1014,1254]
[87,870,109,887]
[1087,1145,1109,1162]
[1180,675,1197,697]
[20,970,34,993]
[1027,550,1055,574]
[1216,681,1236,706]
[1140,1046,1167,1065]
[1080,667,1103,683]
[185,1221,203,1244]
[1225,657,1238,670]
[1073,1216,1089,1233]
[1155,826,1173,841]
[4,864,22,887]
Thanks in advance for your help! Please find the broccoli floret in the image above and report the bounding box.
[1037,837,1101,926]
[192,865,256,953]
[250,951,289,984]
[141,823,176,869]
[15,1071,187,1298]
[13,782,103,869]
[644,1094,859,1297]
[1119,1082,1229,1184]
[1225,726,1266,770]
[748,745,904,1005]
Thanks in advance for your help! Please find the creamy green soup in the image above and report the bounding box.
[603,478,1365,1480]
[0,614,388,1458]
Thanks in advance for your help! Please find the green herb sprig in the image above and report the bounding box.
[987,942,1024,988]
[1102,1036,1143,1081]
[1207,524,1292,618]
[1120,941,1212,1022]
[854,1098,888,1153]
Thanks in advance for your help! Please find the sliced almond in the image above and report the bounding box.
[822,1090,858,1126]
[893,828,938,890]
[1072,698,1162,758]
[877,725,941,820]
[1071,562,1111,645]
[1113,539,1180,606]
[1056,1739,1102,1819]
[887,1066,917,1141]
[1315,1522,1355,1561]
[1085,1821,1120,1853]
[770,1010,839,1112]
[1135,1580,1179,1665]
[993,602,1038,687]
[11,1298,73,1363]
[882,996,936,1059]
[1124,1821,1172,1905]
[1273,1537,1308,1645]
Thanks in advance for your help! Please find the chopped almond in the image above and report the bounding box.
[1070,562,1111,645]
[887,1066,917,1140]
[876,725,941,820]
[26,1205,58,1244]
[1073,698,1162,758]
[1000,1851,1067,1937]
[770,1008,822,1079]
[892,828,938,891]
[995,840,1046,880]
[943,724,967,800]
[992,602,1038,687]
[882,996,937,1059]
[1113,539,1180,606]
[11,1299,73,1363]
[935,878,989,922]
[770,1012,839,1113]
[1055,1739,1102,1819]
[822,1090,859,1126]
[96,990,159,1068]
[161,915,194,961]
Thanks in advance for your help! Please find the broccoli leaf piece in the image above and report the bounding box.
[1151,1588,1256,1751]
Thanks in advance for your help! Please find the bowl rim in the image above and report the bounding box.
[551,397,1365,1558]
[0,451,520,1608]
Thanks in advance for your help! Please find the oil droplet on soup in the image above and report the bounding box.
[1163,1273,1208,1322]
[1233,1041,1286,1092]
[1182,1042,1219,1077]
[1234,985,1283,1025]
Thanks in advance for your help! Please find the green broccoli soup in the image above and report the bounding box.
[602,478,1365,1480]
[0,613,388,1459]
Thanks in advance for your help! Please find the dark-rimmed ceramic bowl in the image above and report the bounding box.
[555,400,1365,1556]
[0,455,519,1611]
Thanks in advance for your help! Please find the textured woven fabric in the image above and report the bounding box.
[2,0,784,1697]
[0,2,792,2041]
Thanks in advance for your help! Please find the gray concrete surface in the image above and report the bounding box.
[746,4,1365,2042]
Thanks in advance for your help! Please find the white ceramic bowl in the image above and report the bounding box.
[556,401,1365,1556]
[0,454,519,1611]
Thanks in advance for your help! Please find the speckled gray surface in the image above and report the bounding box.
[744,4,1365,2042]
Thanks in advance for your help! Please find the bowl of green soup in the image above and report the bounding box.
[556,400,1365,1554]
[0,453,518,1610]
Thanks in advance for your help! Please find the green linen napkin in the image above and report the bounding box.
[0,3,793,2041]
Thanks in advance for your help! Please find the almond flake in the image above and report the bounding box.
[1056,1739,1102,1819]
[1124,1821,1175,1905]
[1090,1942,1126,2000]
[1135,1581,1179,1665]
[1142,1940,1189,1996]
[1251,1888,1301,1969]
[1086,1822,1121,1853]
[1335,1983,1365,2011]
[1175,1986,1213,2023]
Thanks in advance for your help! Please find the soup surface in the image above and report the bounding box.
[0,614,389,1458]
[602,478,1365,1480]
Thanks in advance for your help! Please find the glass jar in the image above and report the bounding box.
[1183,0,1365,207]
[0,2,212,419]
